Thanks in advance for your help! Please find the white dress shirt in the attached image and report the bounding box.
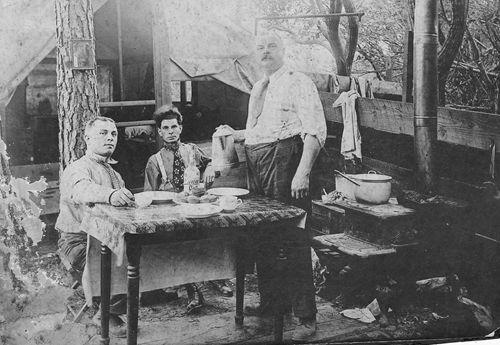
[244,65,327,147]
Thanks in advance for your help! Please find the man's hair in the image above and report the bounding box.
[255,32,284,47]
[153,104,183,128]
[84,116,116,136]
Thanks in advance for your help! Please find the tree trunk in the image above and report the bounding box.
[327,0,347,75]
[343,0,358,76]
[55,0,100,171]
[437,0,469,105]
[326,0,359,76]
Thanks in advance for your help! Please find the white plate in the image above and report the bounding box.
[207,187,250,197]
[179,204,222,218]
[137,191,176,204]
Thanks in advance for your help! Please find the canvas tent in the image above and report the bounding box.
[0,0,260,108]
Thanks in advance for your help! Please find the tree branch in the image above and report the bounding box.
[485,22,500,54]
[310,0,330,41]
[438,0,469,105]
[267,25,332,52]
[327,0,347,75]
[465,27,492,86]
[440,0,451,24]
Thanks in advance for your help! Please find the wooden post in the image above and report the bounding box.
[151,0,172,149]
[191,81,199,106]
[402,31,414,103]
[180,81,186,103]
[151,0,172,108]
[116,0,125,101]
[0,102,6,149]
[55,0,100,171]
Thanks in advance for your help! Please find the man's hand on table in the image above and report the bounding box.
[109,188,135,206]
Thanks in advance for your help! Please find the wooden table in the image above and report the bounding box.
[80,196,307,345]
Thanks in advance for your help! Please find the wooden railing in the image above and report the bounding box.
[320,92,500,152]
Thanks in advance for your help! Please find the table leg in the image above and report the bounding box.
[273,247,287,343]
[235,240,245,327]
[100,244,112,345]
[126,242,142,345]
[273,313,284,343]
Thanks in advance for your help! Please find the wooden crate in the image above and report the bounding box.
[311,200,418,246]
[310,201,346,235]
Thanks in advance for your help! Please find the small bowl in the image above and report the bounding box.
[134,193,153,208]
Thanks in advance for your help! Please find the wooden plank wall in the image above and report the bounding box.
[320,92,500,152]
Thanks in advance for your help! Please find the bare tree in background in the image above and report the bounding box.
[55,0,100,171]
[312,0,359,76]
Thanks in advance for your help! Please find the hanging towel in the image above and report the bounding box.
[332,89,362,160]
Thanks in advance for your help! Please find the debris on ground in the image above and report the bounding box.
[340,307,376,324]
[457,296,494,332]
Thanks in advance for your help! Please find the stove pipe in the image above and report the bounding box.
[414,0,438,194]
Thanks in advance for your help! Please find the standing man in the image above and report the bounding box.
[56,117,135,337]
[230,32,326,342]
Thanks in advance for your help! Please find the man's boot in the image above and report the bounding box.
[291,316,317,342]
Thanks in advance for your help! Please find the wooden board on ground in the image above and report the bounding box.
[87,296,381,345]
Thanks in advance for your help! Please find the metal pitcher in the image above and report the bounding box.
[211,126,239,173]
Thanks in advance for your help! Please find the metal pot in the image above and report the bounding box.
[334,170,392,204]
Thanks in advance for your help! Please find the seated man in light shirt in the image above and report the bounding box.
[221,32,326,342]
[56,116,135,338]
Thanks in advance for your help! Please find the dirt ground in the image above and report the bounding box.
[0,230,498,345]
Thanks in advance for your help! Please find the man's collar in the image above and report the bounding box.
[268,65,288,83]
[163,140,182,151]
[85,151,118,164]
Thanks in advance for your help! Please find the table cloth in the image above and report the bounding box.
[80,196,307,306]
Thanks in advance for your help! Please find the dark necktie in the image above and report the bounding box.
[165,142,185,192]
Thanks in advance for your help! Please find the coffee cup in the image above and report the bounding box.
[220,195,242,212]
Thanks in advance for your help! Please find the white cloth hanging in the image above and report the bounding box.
[332,87,362,160]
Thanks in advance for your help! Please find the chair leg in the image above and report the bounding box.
[273,312,284,343]
[235,239,245,327]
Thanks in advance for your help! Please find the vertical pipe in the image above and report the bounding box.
[413,0,438,194]
[116,0,124,101]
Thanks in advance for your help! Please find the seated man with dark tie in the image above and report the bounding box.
[144,105,233,312]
